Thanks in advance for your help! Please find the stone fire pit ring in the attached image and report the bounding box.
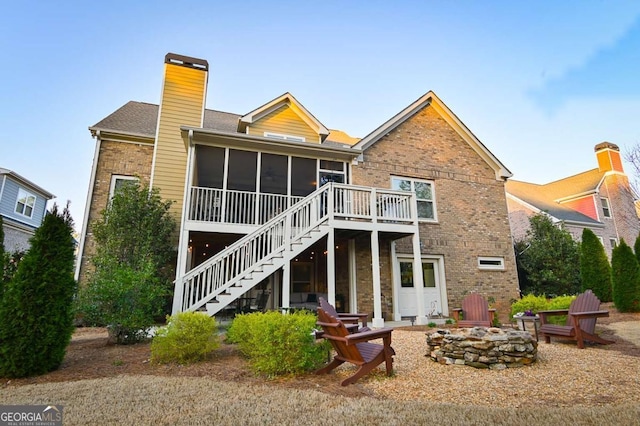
[426,327,537,370]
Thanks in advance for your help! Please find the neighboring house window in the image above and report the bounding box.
[478,257,505,270]
[601,198,611,218]
[391,177,436,221]
[610,238,618,249]
[109,175,138,200]
[597,236,604,246]
[15,189,36,218]
[264,132,305,143]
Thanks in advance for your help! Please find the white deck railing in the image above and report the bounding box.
[188,185,413,225]
[175,183,416,313]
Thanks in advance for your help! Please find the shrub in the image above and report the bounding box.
[76,180,177,343]
[545,295,576,325]
[427,322,437,328]
[151,312,220,364]
[611,239,640,312]
[0,204,76,378]
[78,259,168,344]
[510,294,549,317]
[510,294,575,325]
[580,228,612,302]
[227,310,329,377]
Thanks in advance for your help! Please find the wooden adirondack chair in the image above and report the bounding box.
[315,308,395,386]
[319,297,370,330]
[539,290,614,349]
[452,293,496,327]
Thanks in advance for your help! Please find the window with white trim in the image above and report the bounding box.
[478,257,505,270]
[15,189,36,218]
[264,132,305,143]
[109,175,138,200]
[610,238,618,249]
[601,198,611,218]
[391,177,436,221]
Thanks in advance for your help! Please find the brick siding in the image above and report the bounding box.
[76,139,154,286]
[351,105,520,321]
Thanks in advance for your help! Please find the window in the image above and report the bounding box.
[610,238,618,249]
[478,257,505,270]
[319,160,346,186]
[391,177,436,220]
[264,132,305,143]
[109,175,138,199]
[601,198,611,218]
[399,261,436,287]
[15,189,36,218]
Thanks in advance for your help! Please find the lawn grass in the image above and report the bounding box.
[2,375,639,425]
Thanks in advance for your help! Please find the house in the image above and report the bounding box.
[0,168,54,252]
[506,142,640,257]
[76,53,520,326]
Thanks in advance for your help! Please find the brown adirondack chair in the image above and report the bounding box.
[452,293,496,327]
[539,290,614,349]
[319,297,370,330]
[315,308,395,386]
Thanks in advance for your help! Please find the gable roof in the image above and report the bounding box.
[506,179,602,226]
[0,168,55,199]
[237,92,330,139]
[353,91,512,180]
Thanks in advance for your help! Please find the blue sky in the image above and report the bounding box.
[2,1,640,232]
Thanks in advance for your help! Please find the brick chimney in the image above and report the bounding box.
[595,141,624,173]
[150,53,209,219]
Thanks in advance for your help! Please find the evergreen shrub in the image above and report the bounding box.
[0,204,76,378]
[151,312,220,364]
[227,310,329,377]
[580,228,612,302]
[611,239,640,312]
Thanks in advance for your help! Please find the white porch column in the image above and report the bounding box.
[348,239,357,313]
[173,140,195,315]
[282,260,291,311]
[327,228,336,305]
[412,231,428,325]
[391,242,401,321]
[371,230,384,328]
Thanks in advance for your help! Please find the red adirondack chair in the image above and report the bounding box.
[452,293,496,327]
[539,290,614,349]
[315,308,395,386]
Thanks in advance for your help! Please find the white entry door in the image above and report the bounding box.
[397,256,445,318]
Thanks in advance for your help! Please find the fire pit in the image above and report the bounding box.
[426,327,537,370]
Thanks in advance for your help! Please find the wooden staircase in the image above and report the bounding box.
[172,184,333,316]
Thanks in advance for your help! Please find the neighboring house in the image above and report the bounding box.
[0,168,54,252]
[506,142,640,257]
[76,53,520,326]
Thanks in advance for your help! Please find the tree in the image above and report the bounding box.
[77,181,176,343]
[580,228,612,302]
[0,203,77,377]
[515,213,581,296]
[611,239,640,312]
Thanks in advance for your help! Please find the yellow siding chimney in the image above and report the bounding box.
[150,53,208,221]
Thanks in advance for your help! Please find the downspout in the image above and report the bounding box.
[74,130,102,281]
